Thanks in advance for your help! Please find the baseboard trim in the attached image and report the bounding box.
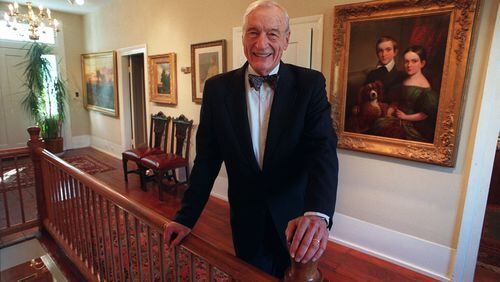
[331,213,452,281]
[90,136,123,159]
[210,175,229,201]
[70,135,91,149]
[199,176,453,280]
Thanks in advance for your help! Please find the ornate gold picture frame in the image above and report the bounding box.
[331,0,479,167]
[148,53,177,105]
[82,51,119,117]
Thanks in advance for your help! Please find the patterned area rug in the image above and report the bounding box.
[1,154,115,191]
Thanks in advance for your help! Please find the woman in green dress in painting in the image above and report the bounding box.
[372,45,438,143]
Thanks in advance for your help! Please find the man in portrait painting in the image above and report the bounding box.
[365,36,405,94]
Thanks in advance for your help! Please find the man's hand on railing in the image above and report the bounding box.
[164,221,192,249]
[285,215,329,264]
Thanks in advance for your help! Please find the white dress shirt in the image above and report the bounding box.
[245,64,330,227]
[245,64,278,169]
[376,58,395,72]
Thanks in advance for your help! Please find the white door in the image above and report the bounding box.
[0,47,32,149]
[232,15,323,71]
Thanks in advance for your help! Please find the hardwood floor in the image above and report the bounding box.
[63,147,433,281]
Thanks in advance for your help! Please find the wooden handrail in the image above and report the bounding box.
[27,127,276,281]
[37,147,167,228]
[0,147,30,158]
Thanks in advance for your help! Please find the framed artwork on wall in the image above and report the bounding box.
[331,0,479,167]
[81,51,119,117]
[148,53,177,105]
[191,40,227,104]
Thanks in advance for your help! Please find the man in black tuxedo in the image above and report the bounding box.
[164,0,338,278]
[365,36,405,93]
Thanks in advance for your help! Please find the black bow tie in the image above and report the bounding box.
[248,74,279,91]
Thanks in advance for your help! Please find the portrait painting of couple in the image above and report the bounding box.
[344,13,450,144]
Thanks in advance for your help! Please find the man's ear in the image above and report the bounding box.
[283,31,291,50]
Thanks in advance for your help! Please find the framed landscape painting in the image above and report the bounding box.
[191,40,226,104]
[148,53,177,105]
[331,0,479,167]
[81,51,119,117]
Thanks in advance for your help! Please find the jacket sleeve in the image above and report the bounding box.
[173,79,223,229]
[303,72,339,229]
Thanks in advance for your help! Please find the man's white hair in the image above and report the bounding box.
[242,0,290,33]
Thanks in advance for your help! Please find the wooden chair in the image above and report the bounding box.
[140,114,193,200]
[122,112,170,190]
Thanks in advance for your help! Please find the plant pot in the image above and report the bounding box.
[44,137,64,155]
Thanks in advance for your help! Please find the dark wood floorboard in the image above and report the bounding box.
[62,147,434,281]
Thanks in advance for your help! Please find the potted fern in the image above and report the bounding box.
[21,42,66,154]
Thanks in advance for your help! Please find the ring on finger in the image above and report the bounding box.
[312,238,321,245]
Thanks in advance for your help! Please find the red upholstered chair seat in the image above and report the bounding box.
[140,115,193,201]
[122,112,170,191]
[122,147,163,162]
[141,153,188,170]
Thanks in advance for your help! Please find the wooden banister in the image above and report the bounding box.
[0,147,30,158]
[26,126,277,281]
[27,126,46,227]
[0,141,38,238]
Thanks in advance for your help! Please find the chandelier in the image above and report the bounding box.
[3,2,60,41]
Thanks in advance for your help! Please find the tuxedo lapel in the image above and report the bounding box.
[263,63,297,172]
[224,63,260,173]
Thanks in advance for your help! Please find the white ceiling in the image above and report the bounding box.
[0,0,111,14]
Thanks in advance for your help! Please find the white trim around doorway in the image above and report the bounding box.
[116,44,150,151]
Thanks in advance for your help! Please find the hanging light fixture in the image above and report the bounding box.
[3,2,60,41]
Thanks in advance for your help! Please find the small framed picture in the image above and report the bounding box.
[148,53,177,105]
[191,40,226,104]
[81,51,119,117]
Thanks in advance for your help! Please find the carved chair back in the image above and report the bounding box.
[149,111,171,151]
[169,115,193,160]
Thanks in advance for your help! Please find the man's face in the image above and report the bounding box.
[376,40,397,65]
[243,6,290,76]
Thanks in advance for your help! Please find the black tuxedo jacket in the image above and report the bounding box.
[365,65,405,94]
[174,62,338,259]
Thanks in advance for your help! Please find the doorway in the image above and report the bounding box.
[475,138,500,279]
[117,45,149,151]
[129,54,147,148]
[0,46,31,149]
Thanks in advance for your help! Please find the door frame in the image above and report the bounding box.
[116,44,149,150]
[452,3,500,280]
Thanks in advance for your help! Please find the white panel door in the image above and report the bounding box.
[0,47,32,149]
[281,23,312,68]
[232,15,323,71]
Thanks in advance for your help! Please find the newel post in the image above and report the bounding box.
[284,259,323,282]
[27,126,46,228]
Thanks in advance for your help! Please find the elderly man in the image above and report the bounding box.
[164,0,338,278]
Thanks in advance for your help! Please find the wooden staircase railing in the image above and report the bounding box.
[0,146,39,238]
[26,127,276,281]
